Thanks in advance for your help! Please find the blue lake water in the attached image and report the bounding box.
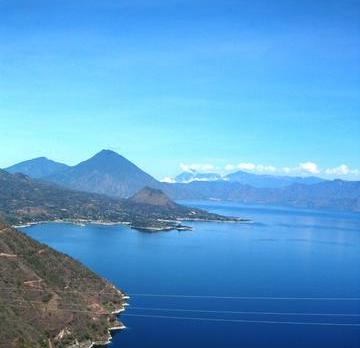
[21,201,360,348]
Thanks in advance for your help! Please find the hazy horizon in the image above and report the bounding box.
[3,148,360,182]
[1,0,359,179]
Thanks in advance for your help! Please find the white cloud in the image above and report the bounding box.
[256,164,277,173]
[225,162,278,173]
[179,161,360,179]
[324,164,350,176]
[180,163,216,172]
[161,176,175,183]
[224,164,235,171]
[298,162,320,174]
[282,167,292,174]
[324,165,360,178]
[237,162,256,171]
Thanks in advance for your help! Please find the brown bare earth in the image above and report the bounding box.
[0,221,126,348]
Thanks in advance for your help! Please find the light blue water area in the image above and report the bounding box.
[21,202,360,348]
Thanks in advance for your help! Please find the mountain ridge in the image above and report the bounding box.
[172,169,326,188]
[45,149,160,197]
[4,151,360,212]
[224,170,325,188]
[163,179,360,212]
[5,157,69,179]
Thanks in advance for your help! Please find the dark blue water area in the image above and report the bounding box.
[21,202,360,348]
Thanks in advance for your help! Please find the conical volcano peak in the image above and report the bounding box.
[46,150,160,197]
[128,186,176,208]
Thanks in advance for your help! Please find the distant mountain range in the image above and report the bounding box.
[163,180,360,212]
[3,150,360,212]
[45,149,160,197]
[0,169,234,230]
[5,150,159,197]
[5,157,69,179]
[225,170,326,187]
[174,170,222,183]
[173,170,325,188]
[5,151,326,191]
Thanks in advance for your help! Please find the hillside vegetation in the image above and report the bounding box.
[0,170,236,231]
[0,221,125,348]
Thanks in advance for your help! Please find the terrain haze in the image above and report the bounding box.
[3,150,360,212]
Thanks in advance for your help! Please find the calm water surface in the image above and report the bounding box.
[21,202,360,348]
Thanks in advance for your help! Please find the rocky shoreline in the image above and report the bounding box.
[72,295,130,348]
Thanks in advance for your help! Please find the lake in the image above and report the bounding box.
[21,201,360,348]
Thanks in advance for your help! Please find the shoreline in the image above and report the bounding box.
[10,211,249,347]
[13,219,132,229]
[14,215,251,232]
[88,324,126,348]
[86,296,129,348]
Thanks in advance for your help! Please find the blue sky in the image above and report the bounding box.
[0,0,359,179]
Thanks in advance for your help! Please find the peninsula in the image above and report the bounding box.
[0,170,243,232]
